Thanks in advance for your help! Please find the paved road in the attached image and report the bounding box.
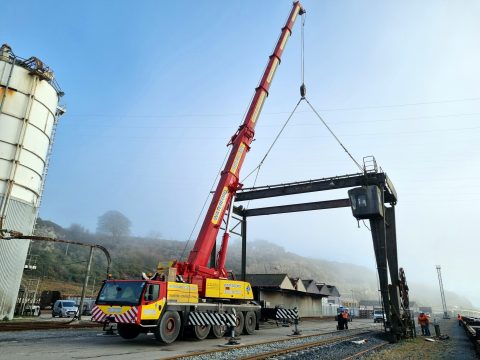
[0,318,380,360]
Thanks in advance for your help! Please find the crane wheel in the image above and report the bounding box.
[154,311,181,344]
[192,324,211,340]
[243,311,256,335]
[210,325,226,338]
[234,311,244,335]
[117,324,140,339]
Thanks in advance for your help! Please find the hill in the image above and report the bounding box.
[26,218,473,310]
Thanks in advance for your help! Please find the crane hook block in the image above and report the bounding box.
[300,83,307,98]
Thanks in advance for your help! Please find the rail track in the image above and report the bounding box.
[0,321,101,332]
[167,324,387,360]
[461,316,480,356]
[239,333,388,360]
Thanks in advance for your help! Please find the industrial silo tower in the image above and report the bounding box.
[0,44,64,320]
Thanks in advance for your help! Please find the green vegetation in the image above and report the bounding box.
[30,217,377,298]
[27,216,474,309]
[31,217,186,286]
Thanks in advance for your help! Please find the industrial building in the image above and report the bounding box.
[0,44,64,320]
[246,274,340,317]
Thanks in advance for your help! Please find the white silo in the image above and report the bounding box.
[0,44,64,320]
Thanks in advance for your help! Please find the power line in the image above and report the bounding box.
[61,111,480,132]
[65,96,480,119]
[310,96,480,112]
[67,124,480,141]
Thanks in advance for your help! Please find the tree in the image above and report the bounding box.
[96,210,131,239]
[68,223,88,241]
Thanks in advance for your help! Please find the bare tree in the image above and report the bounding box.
[97,210,131,239]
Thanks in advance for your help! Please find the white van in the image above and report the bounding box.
[52,300,78,318]
[373,309,385,323]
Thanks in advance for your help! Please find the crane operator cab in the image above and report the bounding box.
[348,185,384,219]
[93,279,197,325]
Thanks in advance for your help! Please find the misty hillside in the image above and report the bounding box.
[29,218,473,309]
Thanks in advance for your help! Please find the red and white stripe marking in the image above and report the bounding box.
[91,306,108,322]
[90,305,138,324]
[116,307,138,323]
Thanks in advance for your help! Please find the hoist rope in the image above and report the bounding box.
[242,95,363,190]
[243,10,362,189]
[241,97,303,184]
[179,149,230,261]
[304,97,364,172]
[299,10,362,174]
[301,12,306,87]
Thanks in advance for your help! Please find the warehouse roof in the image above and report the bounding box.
[302,279,321,295]
[245,274,294,290]
[289,277,306,292]
[246,274,338,297]
[316,283,341,297]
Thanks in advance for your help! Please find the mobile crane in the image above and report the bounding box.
[92,2,305,344]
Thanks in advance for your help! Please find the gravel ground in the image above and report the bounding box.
[178,329,381,360]
[364,319,478,360]
[272,334,389,360]
[0,318,382,360]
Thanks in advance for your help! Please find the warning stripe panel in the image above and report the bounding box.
[91,306,107,322]
[116,307,138,324]
[225,314,236,327]
[276,308,299,320]
[188,312,237,327]
[90,305,138,324]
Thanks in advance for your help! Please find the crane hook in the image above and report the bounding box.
[300,83,306,98]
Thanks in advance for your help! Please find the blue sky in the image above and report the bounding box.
[3,0,480,307]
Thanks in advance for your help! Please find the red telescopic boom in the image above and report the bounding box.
[177,2,305,282]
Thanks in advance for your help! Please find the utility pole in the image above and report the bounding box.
[78,246,94,320]
[436,265,450,319]
[91,277,96,297]
[351,289,355,316]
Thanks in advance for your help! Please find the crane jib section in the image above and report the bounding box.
[183,2,305,276]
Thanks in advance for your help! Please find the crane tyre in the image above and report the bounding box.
[234,311,244,335]
[117,324,140,339]
[154,311,181,344]
[243,311,256,335]
[210,325,226,338]
[192,324,211,340]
